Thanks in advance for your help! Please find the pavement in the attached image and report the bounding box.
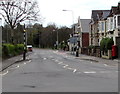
[1,52,31,71]
[66,51,119,66]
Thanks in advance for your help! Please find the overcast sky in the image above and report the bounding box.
[37,0,120,27]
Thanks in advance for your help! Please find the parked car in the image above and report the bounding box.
[27,45,33,51]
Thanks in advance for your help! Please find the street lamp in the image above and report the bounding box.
[62,9,75,54]
[62,10,74,32]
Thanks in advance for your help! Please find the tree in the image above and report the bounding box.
[0,0,41,43]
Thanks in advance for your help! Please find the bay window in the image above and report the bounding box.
[118,16,120,26]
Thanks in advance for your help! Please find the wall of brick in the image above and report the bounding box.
[82,33,89,47]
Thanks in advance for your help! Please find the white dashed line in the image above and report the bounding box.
[24,62,27,64]
[67,67,73,70]
[63,65,68,68]
[43,58,47,60]
[84,71,96,74]
[73,69,77,73]
[17,65,20,68]
[55,60,59,62]
[58,62,63,64]
[104,64,108,66]
[52,59,55,61]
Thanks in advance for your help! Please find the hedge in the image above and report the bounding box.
[100,37,114,52]
[2,44,24,59]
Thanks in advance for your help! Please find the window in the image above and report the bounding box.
[118,16,120,26]
[101,22,104,31]
[110,18,113,30]
[114,16,116,28]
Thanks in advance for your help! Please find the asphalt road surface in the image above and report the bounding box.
[2,48,118,92]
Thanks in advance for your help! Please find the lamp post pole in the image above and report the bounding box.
[62,10,75,54]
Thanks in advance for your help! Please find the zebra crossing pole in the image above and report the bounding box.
[23,24,26,60]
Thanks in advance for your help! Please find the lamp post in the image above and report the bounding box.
[62,9,75,54]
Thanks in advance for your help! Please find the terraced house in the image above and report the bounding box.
[89,2,120,58]
[89,10,110,46]
[90,2,120,46]
[106,2,120,46]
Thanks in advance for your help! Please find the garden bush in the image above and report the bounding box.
[100,37,114,54]
[2,44,24,59]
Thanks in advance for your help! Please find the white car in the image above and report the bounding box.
[27,45,33,51]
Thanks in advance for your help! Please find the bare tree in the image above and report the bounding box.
[0,0,41,43]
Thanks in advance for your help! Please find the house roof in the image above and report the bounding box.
[108,2,120,16]
[91,10,110,23]
[78,19,91,33]
[108,6,118,17]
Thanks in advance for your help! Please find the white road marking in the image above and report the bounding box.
[67,67,73,70]
[55,60,59,62]
[84,71,96,74]
[63,65,68,68]
[73,69,77,73]
[58,62,63,64]
[52,59,55,61]
[91,62,93,63]
[17,65,20,68]
[43,58,47,60]
[29,60,32,62]
[104,64,108,66]
[0,70,9,76]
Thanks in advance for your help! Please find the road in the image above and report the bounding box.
[2,48,118,92]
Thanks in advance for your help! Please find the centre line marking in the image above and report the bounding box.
[28,60,31,62]
[67,67,73,70]
[73,69,77,73]
[84,71,96,74]
[58,62,63,64]
[55,60,59,62]
[63,65,68,68]
[17,65,20,68]
[43,58,47,60]
[24,62,27,64]
[104,64,108,66]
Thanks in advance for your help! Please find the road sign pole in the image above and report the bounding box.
[23,24,26,60]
